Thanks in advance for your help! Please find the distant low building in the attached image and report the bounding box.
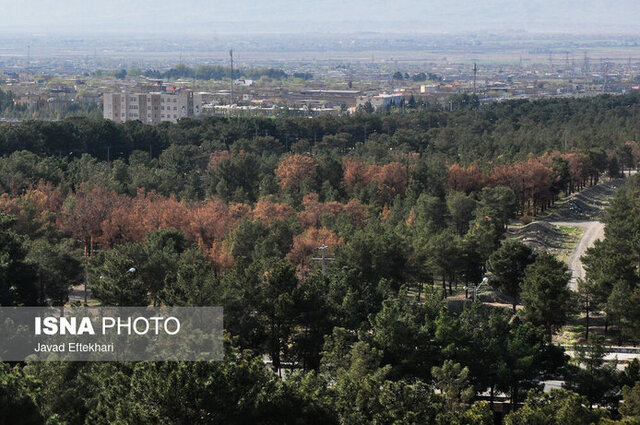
[420,84,439,94]
[234,79,254,86]
[103,90,203,124]
[46,97,73,114]
[206,103,340,117]
[356,93,403,110]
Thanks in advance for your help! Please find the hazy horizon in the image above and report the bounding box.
[3,0,640,35]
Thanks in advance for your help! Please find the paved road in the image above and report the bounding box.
[548,221,605,290]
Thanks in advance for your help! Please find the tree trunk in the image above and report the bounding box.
[618,324,623,346]
[271,320,281,377]
[39,276,44,305]
[490,384,495,409]
[585,307,589,341]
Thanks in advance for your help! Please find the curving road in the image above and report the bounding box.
[548,221,605,290]
[539,177,627,291]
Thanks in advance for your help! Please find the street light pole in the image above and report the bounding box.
[474,277,489,301]
[465,277,489,302]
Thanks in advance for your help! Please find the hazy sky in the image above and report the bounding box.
[3,0,640,34]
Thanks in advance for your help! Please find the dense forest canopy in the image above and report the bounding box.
[2,93,640,165]
[1,94,640,424]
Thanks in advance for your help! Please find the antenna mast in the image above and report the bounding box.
[229,49,234,104]
[583,51,590,76]
[472,62,478,95]
[602,60,609,93]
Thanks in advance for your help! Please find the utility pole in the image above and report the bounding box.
[84,245,88,306]
[311,245,334,276]
[229,49,234,104]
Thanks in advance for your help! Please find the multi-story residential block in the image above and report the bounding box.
[104,90,203,124]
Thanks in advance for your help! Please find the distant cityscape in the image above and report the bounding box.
[1,32,640,122]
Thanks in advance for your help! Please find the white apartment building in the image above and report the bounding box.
[104,91,203,124]
[355,93,404,111]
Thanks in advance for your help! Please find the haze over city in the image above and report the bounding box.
[3,0,640,34]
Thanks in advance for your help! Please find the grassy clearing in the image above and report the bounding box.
[555,225,584,263]
[557,313,632,348]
